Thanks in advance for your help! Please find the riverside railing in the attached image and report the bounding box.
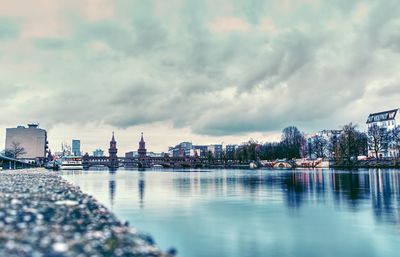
[0,154,36,170]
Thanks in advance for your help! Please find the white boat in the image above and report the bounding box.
[60,156,83,170]
[249,162,258,169]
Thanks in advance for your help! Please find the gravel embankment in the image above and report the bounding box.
[0,170,174,257]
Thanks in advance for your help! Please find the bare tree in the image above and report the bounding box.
[6,141,26,159]
[368,124,389,159]
[335,123,368,163]
[327,133,340,159]
[391,126,400,158]
[311,135,328,158]
[281,126,305,159]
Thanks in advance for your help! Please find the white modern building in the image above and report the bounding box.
[93,149,105,157]
[303,130,341,159]
[147,152,165,158]
[5,124,48,162]
[366,108,400,158]
[207,144,223,158]
[366,109,399,130]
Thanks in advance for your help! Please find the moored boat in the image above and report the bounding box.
[44,161,60,171]
[59,156,83,170]
[249,162,258,169]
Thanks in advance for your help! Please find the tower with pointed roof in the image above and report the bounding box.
[108,132,118,170]
[138,132,147,159]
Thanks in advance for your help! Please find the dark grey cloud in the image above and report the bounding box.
[1,0,400,138]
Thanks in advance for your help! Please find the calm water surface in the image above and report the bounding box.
[62,169,400,257]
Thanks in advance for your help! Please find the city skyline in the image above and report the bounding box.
[1,0,399,153]
[0,112,389,156]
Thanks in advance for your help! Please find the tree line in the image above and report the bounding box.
[224,124,372,163]
[367,124,400,159]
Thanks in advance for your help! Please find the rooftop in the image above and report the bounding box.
[366,108,399,123]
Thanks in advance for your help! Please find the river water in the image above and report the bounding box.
[62,169,400,257]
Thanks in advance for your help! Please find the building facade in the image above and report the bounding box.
[168,142,224,158]
[366,108,400,158]
[125,151,138,158]
[93,149,104,157]
[207,144,223,158]
[5,124,48,161]
[169,142,193,157]
[303,130,341,159]
[72,139,81,156]
[225,144,238,159]
[193,145,208,156]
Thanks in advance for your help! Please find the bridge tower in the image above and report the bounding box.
[109,132,119,170]
[138,133,147,168]
[138,132,147,158]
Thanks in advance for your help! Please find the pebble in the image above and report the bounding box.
[55,200,79,206]
[53,242,68,252]
[0,170,174,257]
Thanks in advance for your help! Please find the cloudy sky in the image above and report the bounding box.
[1,0,399,154]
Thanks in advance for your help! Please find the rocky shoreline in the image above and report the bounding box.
[0,170,173,257]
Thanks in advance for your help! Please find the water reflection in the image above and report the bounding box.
[62,169,400,257]
[108,174,116,208]
[139,171,145,209]
[170,169,400,225]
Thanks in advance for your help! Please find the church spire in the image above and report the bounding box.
[111,131,116,142]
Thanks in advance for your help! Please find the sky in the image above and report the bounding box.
[1,0,400,154]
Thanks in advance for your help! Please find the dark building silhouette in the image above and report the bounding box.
[108,132,118,170]
[138,133,147,158]
[137,133,148,168]
[82,132,120,170]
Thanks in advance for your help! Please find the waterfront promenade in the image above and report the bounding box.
[0,170,171,257]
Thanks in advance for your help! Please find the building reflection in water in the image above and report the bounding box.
[109,174,116,209]
[139,171,145,209]
[172,169,400,225]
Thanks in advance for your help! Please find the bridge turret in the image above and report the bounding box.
[138,132,147,158]
[108,132,118,170]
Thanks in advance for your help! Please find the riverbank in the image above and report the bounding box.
[0,170,173,257]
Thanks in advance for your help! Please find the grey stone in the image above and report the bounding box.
[0,170,173,257]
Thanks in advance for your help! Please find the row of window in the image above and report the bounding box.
[368,120,396,127]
